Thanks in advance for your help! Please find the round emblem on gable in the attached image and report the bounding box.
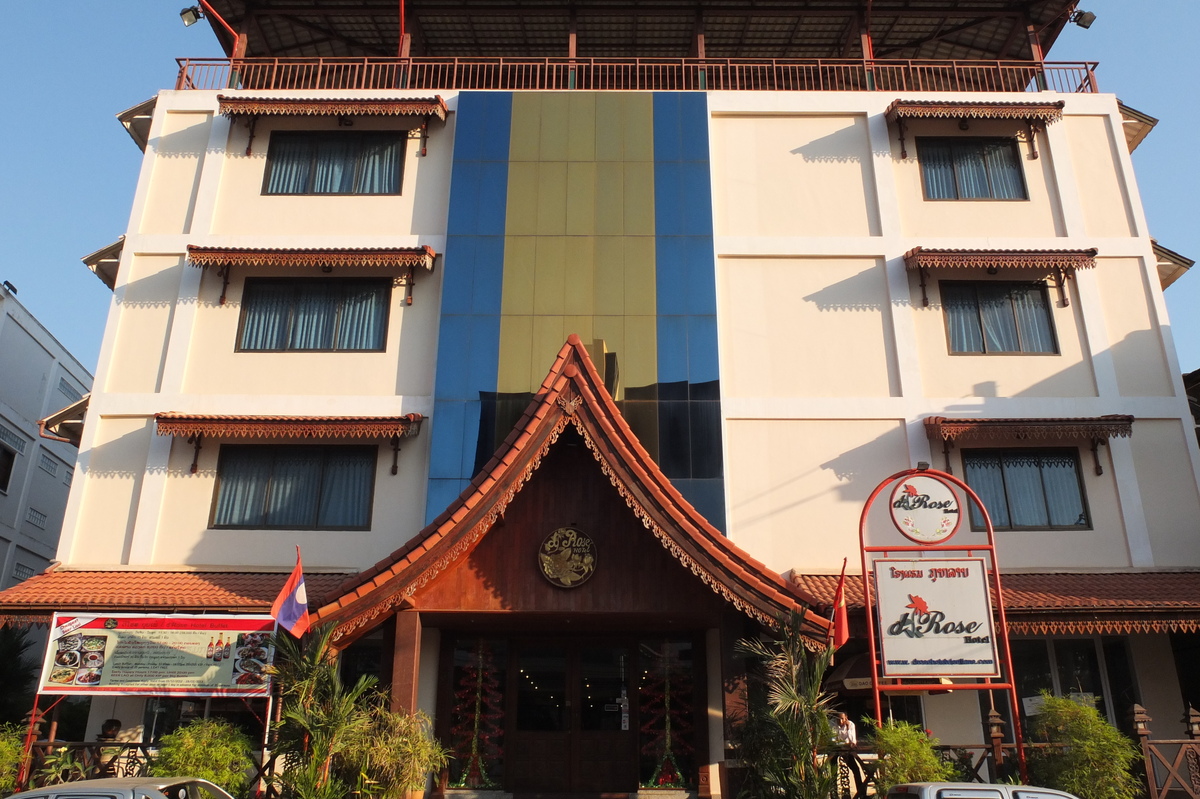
[538,527,596,588]
[889,474,962,545]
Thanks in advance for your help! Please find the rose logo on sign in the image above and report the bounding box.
[889,473,961,545]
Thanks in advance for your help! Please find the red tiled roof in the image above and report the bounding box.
[0,570,353,622]
[789,571,1200,635]
[317,335,829,643]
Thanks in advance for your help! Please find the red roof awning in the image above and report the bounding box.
[0,570,353,623]
[155,413,424,440]
[789,571,1200,635]
[217,95,448,121]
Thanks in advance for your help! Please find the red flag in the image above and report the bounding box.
[271,546,311,638]
[831,558,849,649]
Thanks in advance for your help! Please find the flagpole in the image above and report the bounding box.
[826,557,848,649]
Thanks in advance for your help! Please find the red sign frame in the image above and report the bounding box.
[859,467,1026,777]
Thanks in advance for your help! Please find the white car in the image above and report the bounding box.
[5,778,236,799]
[889,783,1082,799]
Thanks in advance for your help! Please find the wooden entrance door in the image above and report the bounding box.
[506,640,638,793]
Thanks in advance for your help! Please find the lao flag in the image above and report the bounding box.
[272,546,311,638]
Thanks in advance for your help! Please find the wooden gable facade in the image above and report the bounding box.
[315,335,828,795]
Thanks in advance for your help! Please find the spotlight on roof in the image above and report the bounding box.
[179,6,204,26]
[2,281,17,295]
[1071,10,1097,29]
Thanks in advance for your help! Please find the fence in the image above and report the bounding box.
[175,57,1099,94]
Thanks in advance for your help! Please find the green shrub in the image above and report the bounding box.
[0,724,24,795]
[149,718,256,797]
[871,719,956,794]
[1026,694,1141,799]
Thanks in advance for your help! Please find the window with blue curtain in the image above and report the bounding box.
[212,445,376,529]
[941,281,1056,354]
[238,278,389,352]
[917,137,1027,200]
[962,448,1089,530]
[263,132,404,195]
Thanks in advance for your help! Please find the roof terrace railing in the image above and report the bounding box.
[176,57,1099,94]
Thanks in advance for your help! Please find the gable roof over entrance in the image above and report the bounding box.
[316,335,829,643]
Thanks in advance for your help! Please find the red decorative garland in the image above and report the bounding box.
[449,639,504,788]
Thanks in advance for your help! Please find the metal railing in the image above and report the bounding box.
[175,57,1099,94]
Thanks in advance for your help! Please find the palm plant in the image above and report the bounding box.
[733,612,839,799]
[269,625,448,799]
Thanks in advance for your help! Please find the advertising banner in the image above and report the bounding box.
[39,613,275,697]
[874,557,999,678]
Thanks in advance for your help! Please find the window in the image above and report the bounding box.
[918,137,1027,200]
[942,281,1056,354]
[0,446,13,493]
[238,278,390,352]
[263,132,405,195]
[212,445,376,529]
[12,562,35,582]
[962,448,1089,530]
[26,508,47,528]
[0,424,26,455]
[58,377,83,403]
[39,452,59,476]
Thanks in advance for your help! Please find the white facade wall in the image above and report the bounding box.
[61,85,1199,737]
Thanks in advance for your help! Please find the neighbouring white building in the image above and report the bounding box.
[0,284,92,590]
[2,1,1199,794]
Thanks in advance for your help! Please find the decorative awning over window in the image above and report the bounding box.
[216,94,448,157]
[886,99,1065,160]
[156,413,423,439]
[904,247,1098,307]
[217,95,448,121]
[924,415,1133,475]
[885,100,1065,124]
[156,413,424,475]
[186,245,437,306]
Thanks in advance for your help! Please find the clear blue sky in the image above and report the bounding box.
[1,2,1196,376]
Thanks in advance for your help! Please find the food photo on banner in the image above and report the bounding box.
[38,613,276,697]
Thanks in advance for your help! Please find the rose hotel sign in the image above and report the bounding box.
[874,557,999,678]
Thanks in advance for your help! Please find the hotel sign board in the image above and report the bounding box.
[39,613,275,697]
[874,557,999,678]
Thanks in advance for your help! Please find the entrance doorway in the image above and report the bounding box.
[442,634,702,795]
[507,642,636,792]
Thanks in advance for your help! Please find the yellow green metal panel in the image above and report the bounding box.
[531,236,567,315]
[565,161,597,235]
[497,315,534,393]
[623,237,657,316]
[622,162,655,235]
[567,93,597,162]
[564,236,596,316]
[537,93,571,162]
[500,236,537,315]
[505,161,539,235]
[509,93,543,162]
[498,91,658,395]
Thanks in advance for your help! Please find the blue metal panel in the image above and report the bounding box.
[428,93,514,518]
